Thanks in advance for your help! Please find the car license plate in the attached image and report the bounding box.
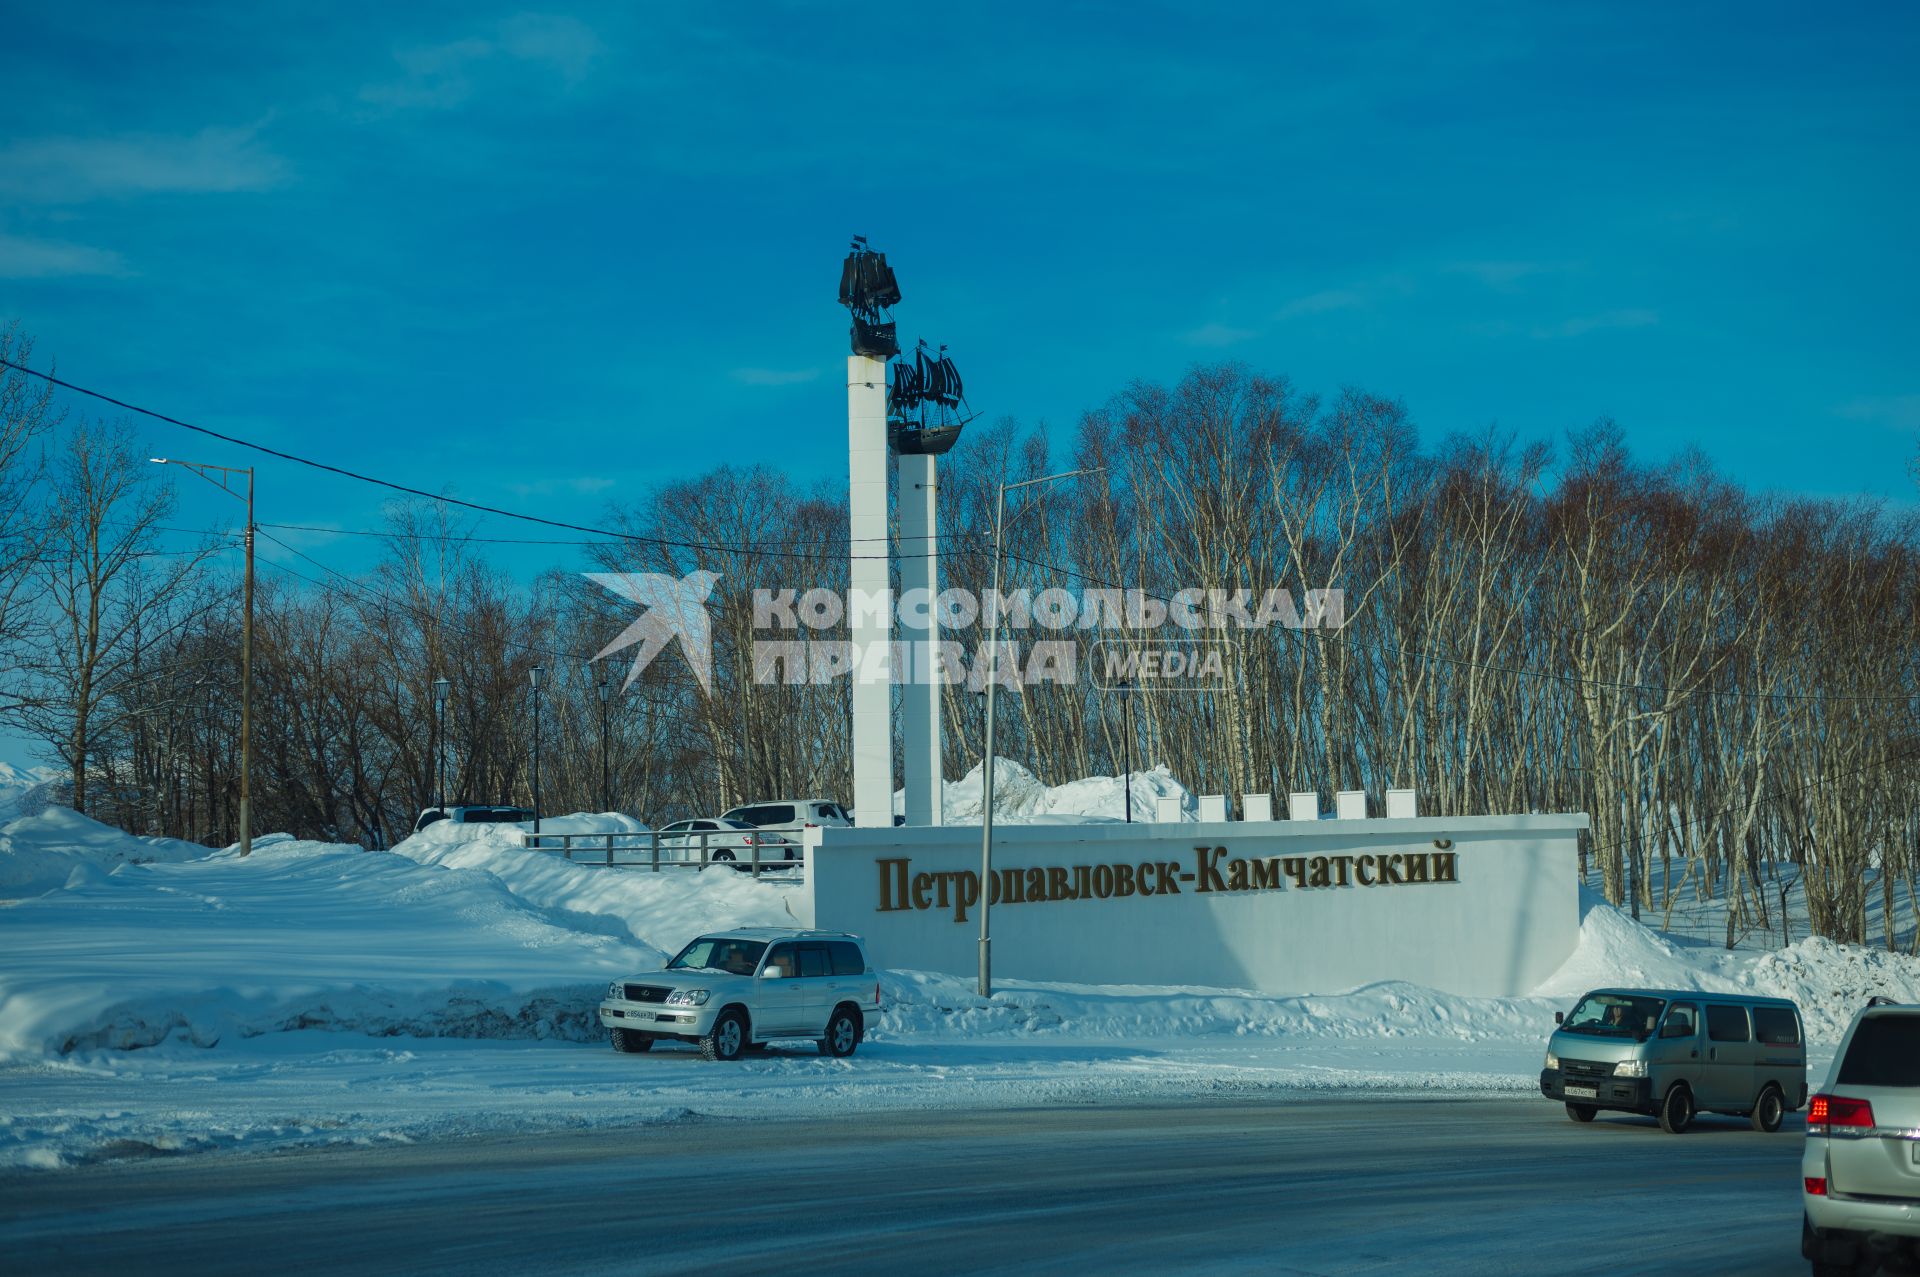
[1565,1086,1597,1099]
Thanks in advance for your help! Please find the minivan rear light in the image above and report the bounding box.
[1808,1094,1874,1132]
[1804,1177,1827,1197]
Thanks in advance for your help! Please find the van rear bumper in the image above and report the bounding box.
[1540,1068,1652,1112]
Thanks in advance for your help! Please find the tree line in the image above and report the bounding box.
[3,330,1915,948]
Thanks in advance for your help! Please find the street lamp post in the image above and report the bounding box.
[1118,678,1133,823]
[432,676,450,813]
[977,466,1103,999]
[597,664,612,813]
[152,458,254,856]
[529,664,545,837]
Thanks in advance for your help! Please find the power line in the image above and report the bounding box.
[2,357,954,559]
[254,530,682,705]
[12,357,1908,709]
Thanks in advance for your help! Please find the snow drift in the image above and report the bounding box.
[7,794,1920,1170]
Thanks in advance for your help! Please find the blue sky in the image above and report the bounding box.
[2,3,1917,767]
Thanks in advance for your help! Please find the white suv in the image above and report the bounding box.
[599,928,880,1061]
[1802,1000,1920,1275]
[654,818,798,864]
[719,800,853,837]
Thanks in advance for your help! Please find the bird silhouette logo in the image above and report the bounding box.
[587,570,721,693]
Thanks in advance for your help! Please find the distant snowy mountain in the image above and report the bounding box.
[0,763,59,818]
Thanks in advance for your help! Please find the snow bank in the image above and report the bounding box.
[0,830,661,1061]
[0,807,215,898]
[879,969,1552,1046]
[389,815,800,956]
[916,758,1195,824]
[9,792,1920,1170]
[1531,889,1920,1046]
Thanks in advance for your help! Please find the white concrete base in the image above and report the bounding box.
[803,813,1587,998]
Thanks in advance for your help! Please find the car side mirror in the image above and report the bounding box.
[761,968,785,980]
[1554,1011,1563,1025]
[1660,1021,1689,1039]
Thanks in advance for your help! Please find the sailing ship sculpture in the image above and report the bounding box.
[839,236,901,359]
[887,340,975,455]
[839,236,974,456]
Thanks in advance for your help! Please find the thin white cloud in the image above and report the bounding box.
[0,232,126,279]
[1179,322,1257,348]
[1837,395,1920,432]
[1534,309,1658,339]
[509,475,617,497]
[362,14,603,111]
[1273,288,1368,320]
[0,127,286,203]
[497,13,602,83]
[731,367,821,387]
[1444,260,1565,289]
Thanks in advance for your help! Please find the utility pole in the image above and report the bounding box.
[153,458,253,856]
[597,664,612,813]
[530,664,545,837]
[433,676,450,812]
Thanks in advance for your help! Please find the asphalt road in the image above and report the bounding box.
[0,1096,1814,1276]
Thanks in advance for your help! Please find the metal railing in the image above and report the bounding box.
[520,829,803,879]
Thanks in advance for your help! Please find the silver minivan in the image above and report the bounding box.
[1540,987,1807,1133]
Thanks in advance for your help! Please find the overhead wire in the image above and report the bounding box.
[10,356,1911,709]
[1,357,960,558]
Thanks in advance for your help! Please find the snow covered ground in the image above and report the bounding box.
[4,790,1919,1172]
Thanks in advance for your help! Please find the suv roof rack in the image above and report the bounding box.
[1865,996,1904,1008]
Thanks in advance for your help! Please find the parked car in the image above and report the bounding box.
[1539,987,1806,1133]
[599,927,880,1061]
[719,799,853,838]
[1802,999,1920,1276]
[655,818,798,864]
[412,805,537,834]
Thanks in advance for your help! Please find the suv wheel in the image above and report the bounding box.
[1749,1084,1785,1133]
[1658,1082,1695,1134]
[610,1028,653,1054]
[701,1008,748,1061]
[1565,1102,1596,1123]
[819,1005,862,1058]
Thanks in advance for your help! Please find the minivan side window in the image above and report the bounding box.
[1661,1003,1698,1038]
[1752,1006,1801,1046]
[1706,1005,1751,1043]
[827,941,865,975]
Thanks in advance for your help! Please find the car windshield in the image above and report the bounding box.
[667,937,768,975]
[1562,993,1666,1039]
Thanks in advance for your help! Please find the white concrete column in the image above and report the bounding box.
[898,452,942,826]
[848,355,894,828]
